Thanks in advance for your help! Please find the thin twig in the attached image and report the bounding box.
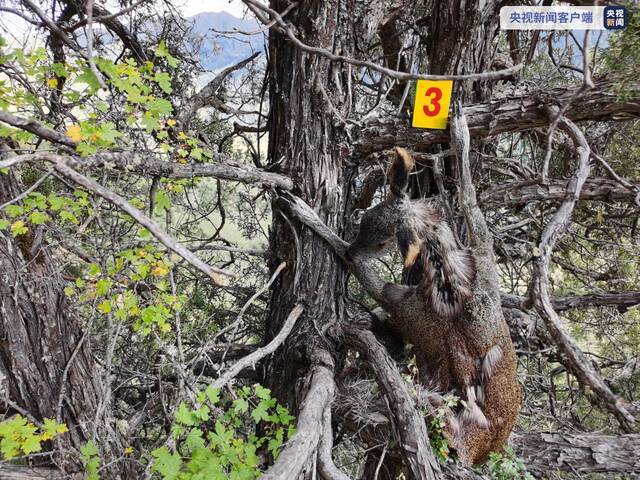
[212,304,303,389]
[0,154,234,283]
[530,117,635,428]
[85,0,107,90]
[56,332,88,422]
[242,0,522,82]
[0,171,51,211]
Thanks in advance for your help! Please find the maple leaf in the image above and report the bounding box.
[66,124,82,143]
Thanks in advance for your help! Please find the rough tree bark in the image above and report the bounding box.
[262,0,352,431]
[0,149,126,477]
[514,432,640,476]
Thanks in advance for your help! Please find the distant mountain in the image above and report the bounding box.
[188,11,263,71]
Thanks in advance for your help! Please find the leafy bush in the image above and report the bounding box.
[485,446,534,480]
[0,415,67,460]
[150,383,295,480]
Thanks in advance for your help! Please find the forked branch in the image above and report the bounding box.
[450,101,492,249]
[261,349,335,480]
[211,304,303,389]
[529,117,636,428]
[345,324,441,480]
[0,154,234,284]
[242,0,522,82]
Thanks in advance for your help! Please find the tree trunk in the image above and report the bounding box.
[513,432,640,476]
[0,164,124,476]
[264,0,353,407]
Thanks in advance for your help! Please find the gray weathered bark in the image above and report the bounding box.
[262,0,352,408]
[514,432,640,476]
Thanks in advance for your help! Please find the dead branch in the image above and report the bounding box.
[514,431,640,475]
[345,325,441,480]
[356,79,640,155]
[177,52,262,127]
[83,152,293,189]
[450,100,491,249]
[67,0,149,31]
[211,303,303,389]
[529,117,636,428]
[0,464,63,479]
[317,407,351,480]
[261,349,335,480]
[502,291,640,312]
[480,177,640,207]
[0,111,75,148]
[85,0,108,90]
[242,0,522,82]
[0,112,294,189]
[21,0,89,61]
[0,154,234,284]
[278,193,387,302]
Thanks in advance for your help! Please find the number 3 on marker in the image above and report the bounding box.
[412,80,453,130]
[423,87,442,117]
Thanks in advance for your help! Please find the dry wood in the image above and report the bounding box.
[514,432,640,475]
[480,177,640,207]
[317,407,352,480]
[356,80,640,155]
[0,464,64,480]
[529,117,635,427]
[177,52,262,127]
[502,291,640,312]
[243,0,522,82]
[345,325,441,480]
[261,349,335,480]
[211,304,303,389]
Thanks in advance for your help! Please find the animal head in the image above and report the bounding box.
[347,147,441,266]
[348,147,476,318]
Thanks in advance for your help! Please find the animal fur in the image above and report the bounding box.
[348,147,522,465]
[401,199,476,317]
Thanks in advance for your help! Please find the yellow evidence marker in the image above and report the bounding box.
[412,79,454,130]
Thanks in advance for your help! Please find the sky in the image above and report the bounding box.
[179,0,247,18]
[0,1,251,46]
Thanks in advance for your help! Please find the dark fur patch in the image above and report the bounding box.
[387,147,414,200]
[420,224,476,318]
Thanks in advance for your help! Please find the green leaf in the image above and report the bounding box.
[190,147,203,160]
[141,111,160,133]
[95,279,112,296]
[97,300,112,314]
[4,204,23,217]
[28,211,48,225]
[20,434,42,455]
[154,71,172,93]
[151,446,182,480]
[59,210,79,224]
[233,398,248,414]
[254,385,271,400]
[154,189,172,212]
[80,441,98,459]
[250,401,270,423]
[10,220,28,236]
[98,122,122,144]
[148,98,172,116]
[76,142,97,156]
[205,385,220,405]
[175,402,197,426]
[185,428,205,451]
[77,68,101,93]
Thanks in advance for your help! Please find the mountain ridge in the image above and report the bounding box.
[188,11,263,71]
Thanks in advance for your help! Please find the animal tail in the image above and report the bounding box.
[419,220,475,318]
